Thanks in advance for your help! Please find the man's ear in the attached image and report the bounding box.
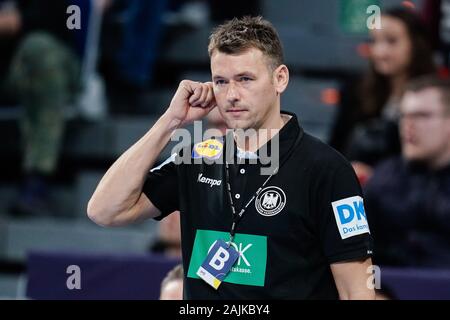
[273,64,289,95]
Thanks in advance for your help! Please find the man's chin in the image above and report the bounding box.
[403,151,426,163]
[226,119,252,130]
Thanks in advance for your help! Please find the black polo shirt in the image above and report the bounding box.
[143,112,373,299]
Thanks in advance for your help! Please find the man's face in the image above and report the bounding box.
[210,48,286,130]
[400,88,450,164]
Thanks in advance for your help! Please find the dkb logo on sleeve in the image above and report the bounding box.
[332,196,370,239]
[187,230,267,287]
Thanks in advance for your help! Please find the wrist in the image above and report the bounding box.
[160,112,183,131]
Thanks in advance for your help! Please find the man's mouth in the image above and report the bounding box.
[226,109,248,114]
[403,136,417,145]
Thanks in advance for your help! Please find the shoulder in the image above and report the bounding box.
[365,156,405,190]
[372,156,404,174]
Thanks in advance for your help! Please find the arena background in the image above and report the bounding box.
[0,0,449,300]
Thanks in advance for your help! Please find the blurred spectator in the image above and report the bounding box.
[330,7,436,182]
[159,264,183,300]
[1,0,81,217]
[100,0,167,114]
[0,1,21,104]
[365,76,450,267]
[149,210,182,258]
[3,0,110,216]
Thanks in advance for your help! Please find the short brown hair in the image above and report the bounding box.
[160,264,183,291]
[208,16,284,70]
[406,75,450,114]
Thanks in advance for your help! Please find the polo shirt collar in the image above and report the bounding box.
[225,111,303,163]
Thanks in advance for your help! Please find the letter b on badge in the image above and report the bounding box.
[197,239,239,289]
[209,247,230,270]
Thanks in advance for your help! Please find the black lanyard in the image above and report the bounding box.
[223,125,302,246]
[224,161,278,246]
[225,124,303,247]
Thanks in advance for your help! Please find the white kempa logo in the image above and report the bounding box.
[255,186,286,216]
[197,173,222,188]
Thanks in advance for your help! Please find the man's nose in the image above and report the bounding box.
[226,81,239,103]
[401,117,414,137]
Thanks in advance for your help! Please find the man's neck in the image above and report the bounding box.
[234,114,289,152]
[428,148,450,171]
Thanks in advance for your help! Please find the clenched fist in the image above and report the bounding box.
[165,80,217,127]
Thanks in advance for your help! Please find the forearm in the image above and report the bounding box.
[88,79,216,226]
[339,289,376,300]
[87,113,180,225]
[331,258,376,300]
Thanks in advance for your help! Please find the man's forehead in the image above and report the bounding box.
[401,88,443,112]
[210,48,268,75]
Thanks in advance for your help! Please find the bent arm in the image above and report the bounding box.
[87,114,180,227]
[330,257,376,300]
[87,80,216,227]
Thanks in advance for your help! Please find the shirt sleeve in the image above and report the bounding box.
[314,163,373,264]
[142,153,179,221]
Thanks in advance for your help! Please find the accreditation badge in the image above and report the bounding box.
[196,239,239,290]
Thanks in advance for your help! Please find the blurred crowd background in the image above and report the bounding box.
[1,0,450,300]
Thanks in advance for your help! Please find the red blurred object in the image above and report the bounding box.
[402,1,416,10]
[320,88,340,106]
[357,172,370,186]
[352,162,374,186]
[357,43,371,59]
[438,66,450,79]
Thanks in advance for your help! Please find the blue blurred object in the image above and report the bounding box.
[70,0,92,60]
[25,250,450,300]
[113,0,168,87]
[381,267,450,300]
[26,250,179,300]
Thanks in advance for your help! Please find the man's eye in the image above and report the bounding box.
[240,77,252,82]
[386,37,398,45]
[215,79,226,85]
